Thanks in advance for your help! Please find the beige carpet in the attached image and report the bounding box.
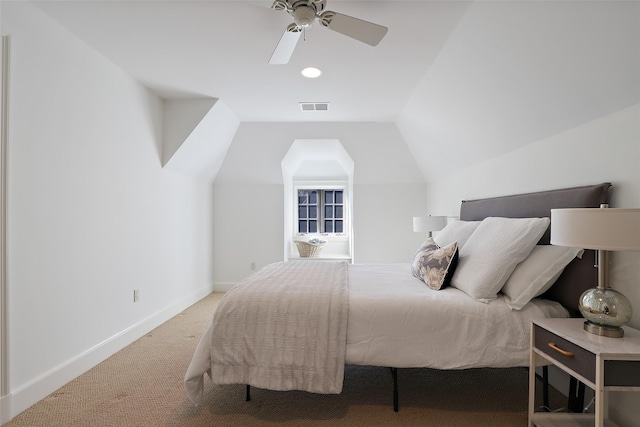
[6,292,561,426]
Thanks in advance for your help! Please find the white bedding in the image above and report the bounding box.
[346,263,568,368]
[185,261,569,404]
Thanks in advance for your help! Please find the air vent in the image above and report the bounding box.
[299,102,330,112]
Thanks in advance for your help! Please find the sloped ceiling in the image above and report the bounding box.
[162,98,239,181]
[398,0,640,181]
[31,1,640,182]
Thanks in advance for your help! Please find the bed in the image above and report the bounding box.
[185,183,611,410]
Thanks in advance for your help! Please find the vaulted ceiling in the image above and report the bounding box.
[33,0,640,182]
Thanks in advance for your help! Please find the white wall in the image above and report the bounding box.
[212,122,427,288]
[353,183,429,264]
[212,182,284,287]
[1,2,215,421]
[425,103,640,426]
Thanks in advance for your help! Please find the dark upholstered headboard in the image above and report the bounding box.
[459,183,611,315]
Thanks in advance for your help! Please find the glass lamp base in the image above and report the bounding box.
[579,287,632,338]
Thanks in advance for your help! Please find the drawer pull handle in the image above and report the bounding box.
[548,342,574,358]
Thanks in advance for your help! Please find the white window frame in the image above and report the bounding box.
[293,181,349,243]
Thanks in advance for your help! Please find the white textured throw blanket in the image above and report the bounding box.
[185,260,349,405]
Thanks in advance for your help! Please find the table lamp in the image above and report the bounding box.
[551,205,640,338]
[413,215,447,238]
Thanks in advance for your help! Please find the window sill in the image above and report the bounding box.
[295,234,349,242]
[288,255,351,262]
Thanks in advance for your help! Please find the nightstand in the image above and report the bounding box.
[529,318,640,427]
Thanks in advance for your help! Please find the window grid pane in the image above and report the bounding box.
[325,191,334,203]
[297,189,345,234]
[298,190,319,233]
[325,205,333,219]
[324,220,333,233]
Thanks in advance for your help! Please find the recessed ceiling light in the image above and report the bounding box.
[301,67,322,78]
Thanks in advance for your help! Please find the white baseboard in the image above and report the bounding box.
[0,393,11,425]
[3,285,213,424]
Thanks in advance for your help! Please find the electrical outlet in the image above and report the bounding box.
[250,262,256,271]
[133,289,140,302]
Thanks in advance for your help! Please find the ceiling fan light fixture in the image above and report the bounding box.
[293,5,316,28]
[301,66,322,78]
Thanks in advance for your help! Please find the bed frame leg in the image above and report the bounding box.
[568,376,585,413]
[534,365,550,410]
[246,384,251,401]
[542,365,549,409]
[390,367,399,412]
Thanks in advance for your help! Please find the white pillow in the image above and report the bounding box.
[502,245,584,310]
[451,217,551,302]
[433,220,481,249]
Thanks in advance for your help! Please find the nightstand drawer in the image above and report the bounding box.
[604,360,640,387]
[534,324,596,384]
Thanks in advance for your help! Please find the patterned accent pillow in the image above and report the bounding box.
[411,238,439,277]
[411,238,459,290]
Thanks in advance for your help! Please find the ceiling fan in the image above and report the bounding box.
[269,0,388,65]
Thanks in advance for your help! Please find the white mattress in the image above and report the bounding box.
[345,263,568,369]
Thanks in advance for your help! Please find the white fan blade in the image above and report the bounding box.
[269,27,301,64]
[320,11,387,46]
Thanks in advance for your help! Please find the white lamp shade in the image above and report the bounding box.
[413,216,447,233]
[551,208,640,251]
